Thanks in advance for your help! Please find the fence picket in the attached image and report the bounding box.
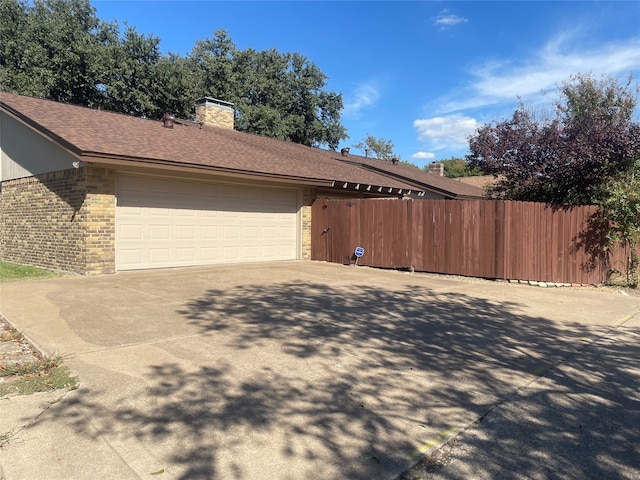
[311,198,626,284]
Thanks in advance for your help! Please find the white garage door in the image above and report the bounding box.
[116,174,298,270]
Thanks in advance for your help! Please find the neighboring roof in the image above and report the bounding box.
[453,175,495,190]
[0,92,484,198]
[335,155,486,199]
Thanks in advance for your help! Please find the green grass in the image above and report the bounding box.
[0,355,78,397]
[0,328,78,398]
[0,261,61,282]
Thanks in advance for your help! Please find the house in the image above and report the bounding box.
[0,92,484,275]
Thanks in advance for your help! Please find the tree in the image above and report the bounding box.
[0,0,29,92]
[1,7,348,149]
[100,26,162,117]
[595,159,640,286]
[435,157,482,178]
[0,0,118,106]
[467,73,640,205]
[188,30,347,149]
[353,135,397,161]
[152,53,200,119]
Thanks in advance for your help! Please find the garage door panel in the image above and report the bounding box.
[223,226,239,239]
[116,174,298,270]
[150,208,170,217]
[149,248,170,264]
[176,225,195,240]
[223,246,239,259]
[119,249,143,268]
[244,226,259,238]
[119,224,143,240]
[176,248,196,262]
[175,207,197,216]
[201,247,218,261]
[201,226,218,239]
[149,224,170,240]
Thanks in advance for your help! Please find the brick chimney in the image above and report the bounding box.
[426,162,444,176]
[195,97,235,129]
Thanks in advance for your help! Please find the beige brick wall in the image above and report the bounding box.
[0,166,116,275]
[83,167,116,274]
[301,187,317,261]
[195,103,235,129]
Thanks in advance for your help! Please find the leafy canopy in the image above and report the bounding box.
[190,30,347,149]
[0,1,347,149]
[466,73,640,205]
[434,157,483,178]
[594,159,640,286]
[353,135,397,161]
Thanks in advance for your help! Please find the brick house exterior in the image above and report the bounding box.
[0,92,483,275]
[0,167,115,274]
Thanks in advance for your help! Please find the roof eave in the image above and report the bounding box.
[357,163,483,199]
[82,153,336,187]
[325,180,425,197]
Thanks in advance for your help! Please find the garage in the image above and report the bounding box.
[115,174,299,270]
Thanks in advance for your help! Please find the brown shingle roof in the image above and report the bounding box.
[0,92,484,198]
[453,175,496,190]
[334,156,486,199]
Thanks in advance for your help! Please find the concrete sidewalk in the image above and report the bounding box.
[0,262,638,480]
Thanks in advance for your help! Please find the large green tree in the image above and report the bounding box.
[0,0,29,92]
[100,26,161,117]
[0,3,348,149]
[0,0,116,106]
[188,30,347,149]
[467,74,640,205]
[152,53,200,120]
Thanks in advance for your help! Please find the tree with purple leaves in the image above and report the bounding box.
[466,73,640,206]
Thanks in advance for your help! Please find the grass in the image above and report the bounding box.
[0,266,78,448]
[0,353,78,447]
[0,354,78,397]
[0,327,23,342]
[0,261,62,282]
[0,326,78,398]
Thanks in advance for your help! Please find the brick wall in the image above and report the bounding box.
[0,166,116,275]
[195,100,235,129]
[301,187,317,261]
[82,167,116,274]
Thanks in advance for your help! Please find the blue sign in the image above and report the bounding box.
[354,247,365,258]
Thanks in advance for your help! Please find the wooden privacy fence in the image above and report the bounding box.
[311,198,630,285]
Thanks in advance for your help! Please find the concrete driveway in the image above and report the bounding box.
[0,261,639,480]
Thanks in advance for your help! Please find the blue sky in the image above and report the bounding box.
[93,1,640,167]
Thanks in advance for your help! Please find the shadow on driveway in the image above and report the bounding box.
[49,281,639,479]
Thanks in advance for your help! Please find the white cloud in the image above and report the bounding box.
[437,35,640,114]
[435,11,468,29]
[413,115,478,150]
[412,151,436,159]
[343,83,380,119]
